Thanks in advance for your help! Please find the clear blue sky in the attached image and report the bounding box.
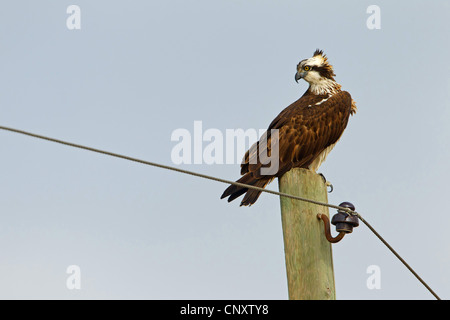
[1,0,449,299]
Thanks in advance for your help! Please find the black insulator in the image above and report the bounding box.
[331,202,359,233]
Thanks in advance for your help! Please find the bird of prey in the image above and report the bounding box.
[221,49,356,206]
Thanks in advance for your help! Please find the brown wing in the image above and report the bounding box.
[240,91,353,179]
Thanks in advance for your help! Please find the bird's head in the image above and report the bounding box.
[295,49,336,85]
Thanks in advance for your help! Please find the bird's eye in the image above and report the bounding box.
[304,66,311,71]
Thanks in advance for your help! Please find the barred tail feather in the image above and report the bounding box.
[220,174,272,206]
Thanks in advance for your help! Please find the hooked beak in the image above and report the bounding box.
[295,71,305,83]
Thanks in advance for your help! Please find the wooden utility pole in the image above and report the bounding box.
[278,168,336,300]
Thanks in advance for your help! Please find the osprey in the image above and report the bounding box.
[221,49,356,206]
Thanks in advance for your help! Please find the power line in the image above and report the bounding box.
[0,125,441,300]
[356,214,440,300]
[0,126,351,213]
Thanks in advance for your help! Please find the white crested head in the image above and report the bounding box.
[295,49,341,95]
[302,54,327,68]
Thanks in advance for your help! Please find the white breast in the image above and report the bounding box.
[307,141,337,172]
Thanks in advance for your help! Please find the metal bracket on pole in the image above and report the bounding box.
[317,202,359,244]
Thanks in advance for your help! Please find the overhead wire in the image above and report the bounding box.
[0,125,441,300]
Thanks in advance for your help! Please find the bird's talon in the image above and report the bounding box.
[318,173,327,184]
[318,173,333,193]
